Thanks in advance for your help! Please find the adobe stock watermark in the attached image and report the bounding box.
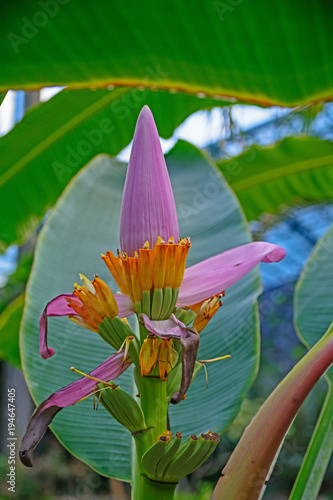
[213,0,244,22]
[7,0,70,54]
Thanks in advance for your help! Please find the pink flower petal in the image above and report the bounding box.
[115,293,136,318]
[39,294,79,359]
[39,293,135,359]
[120,106,179,256]
[177,242,286,307]
[139,313,187,338]
[44,351,130,408]
[19,351,130,467]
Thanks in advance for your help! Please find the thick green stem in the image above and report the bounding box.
[136,475,177,500]
[132,346,173,500]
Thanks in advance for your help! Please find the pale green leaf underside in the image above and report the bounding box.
[20,141,261,480]
[217,137,333,221]
[0,87,226,249]
[294,223,333,363]
[1,1,333,106]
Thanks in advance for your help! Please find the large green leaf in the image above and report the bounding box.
[0,87,225,249]
[0,293,24,368]
[291,225,333,499]
[294,224,333,353]
[217,137,333,221]
[2,0,333,105]
[20,141,261,480]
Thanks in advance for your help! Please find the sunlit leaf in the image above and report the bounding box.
[1,1,333,105]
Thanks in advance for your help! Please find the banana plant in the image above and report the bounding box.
[19,107,285,499]
[19,108,333,499]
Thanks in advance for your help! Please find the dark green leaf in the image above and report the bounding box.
[0,293,24,368]
[217,137,333,220]
[1,0,333,105]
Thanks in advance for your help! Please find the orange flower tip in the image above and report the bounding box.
[178,236,191,247]
[160,430,172,440]
[101,253,105,258]
[168,237,174,244]
[134,251,139,258]
[143,241,150,250]
[156,236,165,245]
[79,274,96,295]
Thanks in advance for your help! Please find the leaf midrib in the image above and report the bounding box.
[229,154,333,192]
[0,87,130,188]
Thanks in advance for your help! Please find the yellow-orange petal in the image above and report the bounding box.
[129,257,142,303]
[192,295,223,333]
[92,276,118,318]
[173,238,191,288]
[138,248,153,291]
[153,241,167,289]
[102,252,128,295]
[139,336,159,376]
[158,339,177,381]
[164,244,177,288]
[120,256,135,303]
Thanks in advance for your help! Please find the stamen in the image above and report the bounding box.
[70,366,116,388]
[79,274,96,295]
[74,386,108,406]
[117,336,134,364]
[199,355,231,389]
[199,355,231,363]
[156,236,165,245]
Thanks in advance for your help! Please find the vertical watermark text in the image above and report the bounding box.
[7,388,16,493]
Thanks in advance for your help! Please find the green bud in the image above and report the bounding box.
[164,432,219,482]
[156,432,182,479]
[177,433,217,478]
[175,308,197,326]
[141,435,170,477]
[163,434,198,482]
[159,287,172,319]
[98,316,131,350]
[97,383,146,434]
[151,288,163,319]
[141,290,151,316]
[166,288,179,318]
